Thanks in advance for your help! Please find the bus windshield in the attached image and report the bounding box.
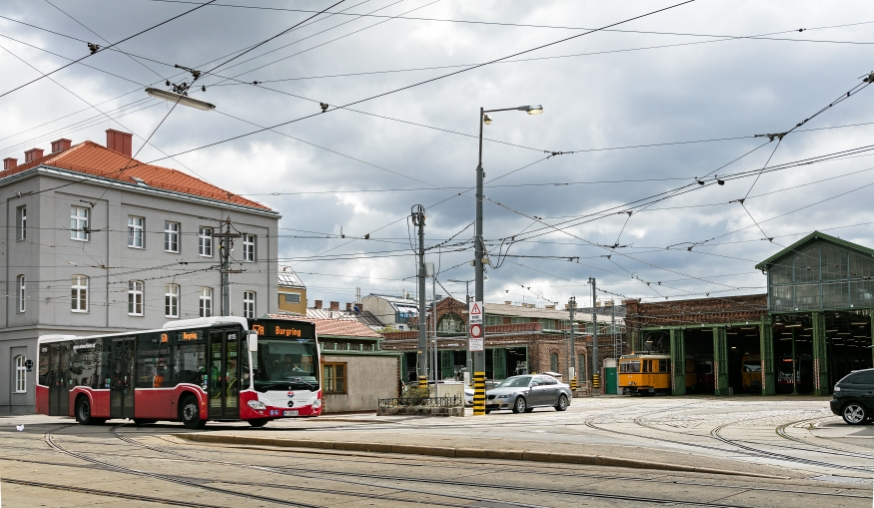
[253,339,318,392]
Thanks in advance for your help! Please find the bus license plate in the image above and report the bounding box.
[284,410,298,417]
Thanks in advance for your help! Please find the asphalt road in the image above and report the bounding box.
[0,396,871,507]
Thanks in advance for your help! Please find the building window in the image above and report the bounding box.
[243,291,256,319]
[323,362,346,393]
[199,287,213,317]
[437,313,465,333]
[164,221,180,252]
[70,206,89,241]
[198,227,213,257]
[550,352,559,372]
[128,280,144,315]
[14,356,27,393]
[165,284,180,318]
[16,205,26,240]
[283,292,301,304]
[128,216,144,248]
[578,354,586,380]
[17,275,25,313]
[243,234,256,262]
[71,275,88,312]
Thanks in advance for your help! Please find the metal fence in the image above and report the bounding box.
[378,395,463,408]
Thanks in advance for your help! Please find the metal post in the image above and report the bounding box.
[590,277,599,391]
[791,328,798,395]
[612,300,617,358]
[473,107,486,415]
[413,205,427,389]
[569,297,576,391]
[432,273,437,383]
[215,217,241,316]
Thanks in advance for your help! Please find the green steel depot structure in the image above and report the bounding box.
[623,231,874,396]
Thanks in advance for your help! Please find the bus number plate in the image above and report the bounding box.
[284,410,298,417]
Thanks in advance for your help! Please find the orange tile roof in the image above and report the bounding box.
[2,141,271,211]
[269,314,383,338]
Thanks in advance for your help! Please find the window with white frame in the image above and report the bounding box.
[243,234,256,262]
[165,283,179,318]
[198,227,213,256]
[128,280,144,315]
[283,292,301,304]
[243,291,256,319]
[70,206,89,241]
[71,275,88,312]
[14,355,26,393]
[16,205,26,240]
[199,287,213,317]
[17,275,25,313]
[164,221,180,253]
[128,216,144,248]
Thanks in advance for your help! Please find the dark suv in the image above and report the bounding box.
[830,368,874,425]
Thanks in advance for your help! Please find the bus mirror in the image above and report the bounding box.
[248,331,258,352]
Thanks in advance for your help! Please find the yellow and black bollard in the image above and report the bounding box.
[592,373,600,390]
[418,375,428,391]
[473,372,486,415]
[570,377,577,391]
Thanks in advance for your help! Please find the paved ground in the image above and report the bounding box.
[0,395,871,507]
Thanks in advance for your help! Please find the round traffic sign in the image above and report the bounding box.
[470,324,482,338]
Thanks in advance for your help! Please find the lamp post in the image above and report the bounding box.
[473,104,543,415]
[449,277,476,384]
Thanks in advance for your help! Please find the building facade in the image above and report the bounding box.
[0,131,280,414]
[277,266,307,314]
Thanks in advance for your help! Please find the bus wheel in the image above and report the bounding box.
[75,397,103,425]
[248,419,270,428]
[180,395,206,430]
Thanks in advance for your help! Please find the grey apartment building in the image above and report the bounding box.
[0,130,279,414]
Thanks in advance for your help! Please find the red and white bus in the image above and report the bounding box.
[36,317,322,428]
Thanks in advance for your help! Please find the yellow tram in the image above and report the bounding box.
[619,354,697,395]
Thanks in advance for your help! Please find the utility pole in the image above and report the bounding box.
[589,277,599,392]
[568,297,576,392]
[612,300,617,358]
[413,205,428,389]
[215,217,241,316]
[448,278,473,384]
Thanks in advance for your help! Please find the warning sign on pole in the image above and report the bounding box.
[469,301,483,324]
[469,337,484,352]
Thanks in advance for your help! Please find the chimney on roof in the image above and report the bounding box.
[3,158,17,171]
[106,129,132,157]
[51,138,72,153]
[346,303,352,312]
[314,300,322,309]
[329,301,340,311]
[24,148,44,163]
[546,304,556,310]
[504,301,512,305]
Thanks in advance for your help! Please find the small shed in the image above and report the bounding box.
[269,315,400,412]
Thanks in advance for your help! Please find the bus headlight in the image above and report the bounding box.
[247,400,267,410]
[312,398,322,409]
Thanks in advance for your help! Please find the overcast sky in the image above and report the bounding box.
[2,0,874,309]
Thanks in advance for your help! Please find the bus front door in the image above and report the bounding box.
[110,338,135,419]
[47,343,69,416]
[209,329,241,420]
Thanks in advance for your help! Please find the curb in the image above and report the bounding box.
[174,434,787,479]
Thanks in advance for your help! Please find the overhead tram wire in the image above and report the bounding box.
[0,0,220,98]
[144,0,699,166]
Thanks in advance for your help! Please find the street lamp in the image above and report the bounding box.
[145,88,216,111]
[472,104,543,416]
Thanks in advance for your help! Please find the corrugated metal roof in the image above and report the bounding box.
[2,141,270,211]
[278,266,305,288]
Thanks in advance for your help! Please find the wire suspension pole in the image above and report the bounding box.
[473,107,486,416]
[413,205,428,389]
[569,297,576,392]
[590,277,600,392]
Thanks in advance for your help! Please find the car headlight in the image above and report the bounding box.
[247,400,267,410]
[834,386,841,392]
[312,398,322,408]
[497,394,509,398]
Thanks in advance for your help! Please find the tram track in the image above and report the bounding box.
[776,417,874,460]
[109,424,870,504]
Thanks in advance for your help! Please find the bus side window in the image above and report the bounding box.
[174,342,206,386]
[240,335,250,389]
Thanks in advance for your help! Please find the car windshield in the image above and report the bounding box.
[253,339,318,391]
[497,376,531,388]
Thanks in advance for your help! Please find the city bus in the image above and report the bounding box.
[36,316,321,428]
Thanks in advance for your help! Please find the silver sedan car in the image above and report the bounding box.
[485,375,572,414]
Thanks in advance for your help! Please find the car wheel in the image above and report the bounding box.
[180,395,206,429]
[842,402,868,425]
[555,394,569,411]
[248,418,270,428]
[512,396,527,414]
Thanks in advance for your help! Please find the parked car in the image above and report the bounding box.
[464,387,474,407]
[485,375,571,414]
[830,368,874,425]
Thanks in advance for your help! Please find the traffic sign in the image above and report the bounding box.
[469,337,484,352]
[469,323,482,338]
[469,301,483,324]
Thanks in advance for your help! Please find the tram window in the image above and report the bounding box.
[174,342,207,386]
[642,360,650,373]
[659,359,668,372]
[743,361,761,372]
[621,361,640,373]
